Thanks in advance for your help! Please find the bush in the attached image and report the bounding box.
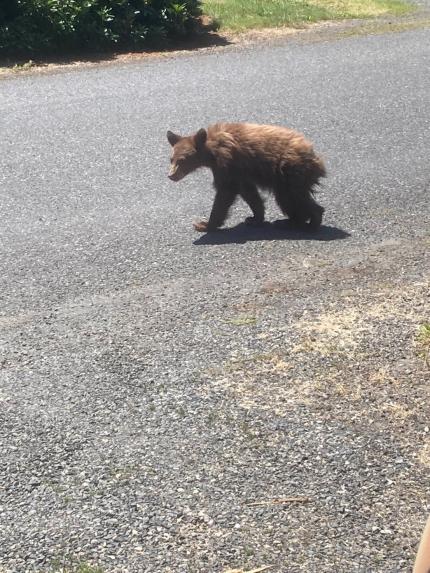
[0,0,202,56]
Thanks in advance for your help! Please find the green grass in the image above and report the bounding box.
[226,315,257,326]
[202,0,412,31]
[74,566,104,573]
[417,322,430,367]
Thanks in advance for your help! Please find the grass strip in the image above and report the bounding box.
[202,0,412,31]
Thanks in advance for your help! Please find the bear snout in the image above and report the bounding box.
[168,164,184,181]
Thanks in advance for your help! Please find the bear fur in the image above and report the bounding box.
[167,122,326,232]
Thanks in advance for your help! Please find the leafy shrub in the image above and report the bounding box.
[0,0,202,56]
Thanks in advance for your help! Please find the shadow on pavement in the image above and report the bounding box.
[0,27,230,70]
[193,220,350,246]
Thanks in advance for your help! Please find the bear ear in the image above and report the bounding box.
[194,128,207,149]
[167,130,182,146]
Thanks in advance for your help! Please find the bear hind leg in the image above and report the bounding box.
[273,185,303,223]
[274,185,324,230]
[308,200,324,229]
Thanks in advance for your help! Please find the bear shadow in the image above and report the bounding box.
[193,220,350,246]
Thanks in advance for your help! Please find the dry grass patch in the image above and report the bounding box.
[369,367,399,385]
[206,280,429,424]
[292,307,365,356]
[381,401,414,422]
[293,282,429,359]
[208,351,304,412]
[333,381,363,401]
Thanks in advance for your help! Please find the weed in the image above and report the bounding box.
[206,410,218,425]
[417,322,430,367]
[226,316,257,326]
[176,405,187,418]
[75,565,105,573]
[12,60,35,71]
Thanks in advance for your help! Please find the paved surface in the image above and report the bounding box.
[0,27,429,573]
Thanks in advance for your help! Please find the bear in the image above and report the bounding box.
[167,122,326,232]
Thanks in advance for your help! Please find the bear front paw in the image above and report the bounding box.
[193,220,209,232]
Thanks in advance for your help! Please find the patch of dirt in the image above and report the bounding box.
[194,237,429,570]
[202,234,429,440]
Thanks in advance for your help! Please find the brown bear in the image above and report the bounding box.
[167,122,326,232]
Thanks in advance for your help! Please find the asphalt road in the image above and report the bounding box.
[0,27,429,573]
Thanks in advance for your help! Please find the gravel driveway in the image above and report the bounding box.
[0,25,429,573]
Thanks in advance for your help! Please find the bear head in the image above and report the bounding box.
[167,128,208,182]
